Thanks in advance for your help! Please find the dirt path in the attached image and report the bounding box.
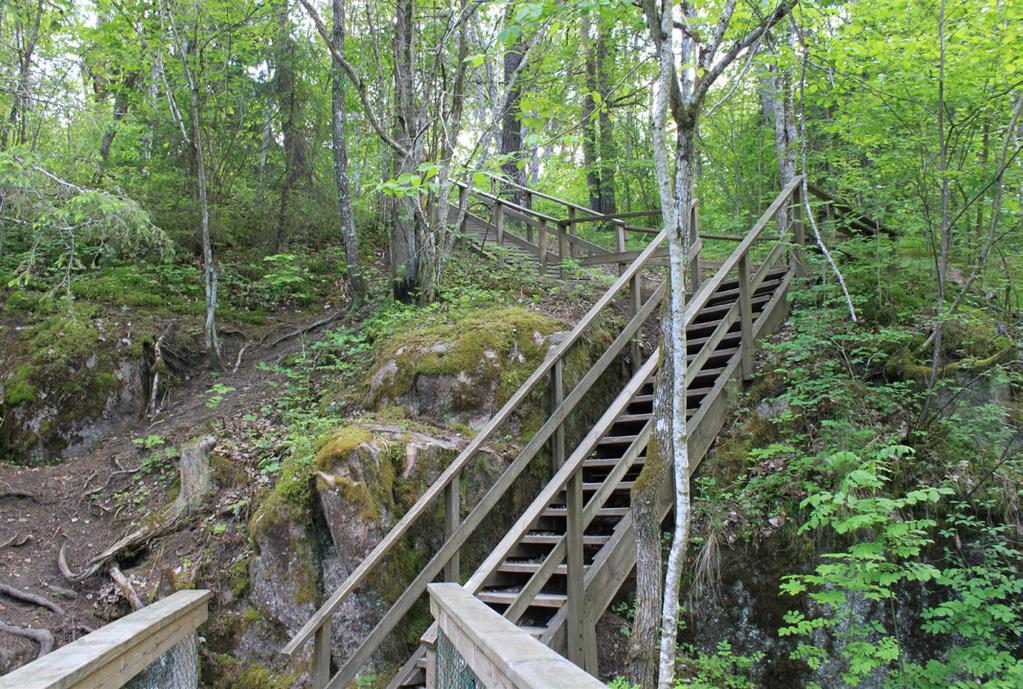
[0,306,345,669]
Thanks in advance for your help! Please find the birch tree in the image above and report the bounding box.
[629,2,796,688]
[160,0,221,368]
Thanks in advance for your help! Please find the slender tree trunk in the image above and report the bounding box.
[924,0,949,413]
[595,20,617,216]
[274,1,310,250]
[581,14,601,212]
[330,0,364,304]
[2,0,42,150]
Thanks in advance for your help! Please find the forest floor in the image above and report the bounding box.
[0,303,352,666]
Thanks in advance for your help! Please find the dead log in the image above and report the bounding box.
[109,566,144,611]
[0,621,54,658]
[59,435,216,583]
[173,435,215,519]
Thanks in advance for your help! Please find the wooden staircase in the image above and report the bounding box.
[282,177,807,689]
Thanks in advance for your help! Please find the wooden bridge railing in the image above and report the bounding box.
[456,175,680,278]
[427,583,606,689]
[282,207,681,689]
[0,590,210,689]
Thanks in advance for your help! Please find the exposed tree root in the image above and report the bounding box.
[0,533,31,549]
[0,621,54,658]
[0,583,65,616]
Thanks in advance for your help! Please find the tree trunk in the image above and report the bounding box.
[274,1,311,250]
[499,2,525,202]
[390,0,421,302]
[330,0,364,303]
[581,14,601,213]
[99,73,138,164]
[595,20,617,216]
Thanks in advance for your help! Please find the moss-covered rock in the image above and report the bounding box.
[365,307,565,429]
[0,303,146,462]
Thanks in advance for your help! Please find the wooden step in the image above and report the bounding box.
[614,412,652,423]
[497,560,591,575]
[519,533,610,546]
[477,590,567,608]
[582,456,644,468]
[597,434,640,445]
[582,480,635,492]
[543,505,630,518]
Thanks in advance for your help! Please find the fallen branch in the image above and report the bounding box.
[39,580,77,600]
[109,566,144,610]
[263,310,344,349]
[0,490,37,502]
[83,467,140,498]
[0,583,65,615]
[58,542,102,583]
[232,340,251,373]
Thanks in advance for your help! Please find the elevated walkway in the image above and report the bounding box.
[285,175,808,689]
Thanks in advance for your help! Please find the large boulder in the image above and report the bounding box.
[365,307,566,430]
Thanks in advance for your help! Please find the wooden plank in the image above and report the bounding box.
[481,172,602,218]
[0,590,210,689]
[313,619,331,689]
[565,470,585,667]
[444,472,460,582]
[738,254,753,380]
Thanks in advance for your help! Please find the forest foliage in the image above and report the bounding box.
[0,0,1020,686]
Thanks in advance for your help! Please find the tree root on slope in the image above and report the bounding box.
[0,583,65,616]
[0,621,54,659]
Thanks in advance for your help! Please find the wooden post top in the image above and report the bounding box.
[428,583,606,689]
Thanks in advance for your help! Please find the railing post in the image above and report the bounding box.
[567,206,578,259]
[313,621,331,689]
[539,220,548,275]
[557,221,568,280]
[738,253,754,381]
[444,473,460,582]
[791,183,806,277]
[630,273,642,375]
[525,190,534,242]
[493,200,505,247]
[565,469,585,668]
[689,202,702,294]
[615,219,626,276]
[551,357,565,471]
[457,185,468,236]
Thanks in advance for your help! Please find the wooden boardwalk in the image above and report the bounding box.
[283,176,809,689]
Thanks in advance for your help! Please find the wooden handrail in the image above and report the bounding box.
[283,227,670,662]
[561,209,664,226]
[481,171,603,219]
[452,180,562,225]
[0,590,210,689]
[428,583,607,689]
